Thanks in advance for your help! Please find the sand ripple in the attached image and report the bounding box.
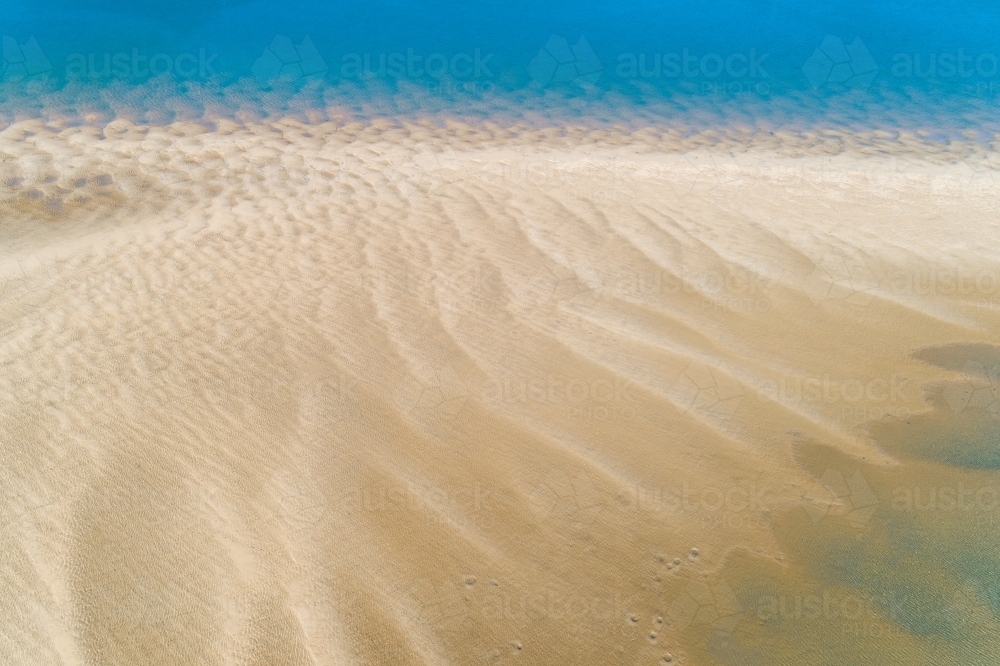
[2,118,1000,664]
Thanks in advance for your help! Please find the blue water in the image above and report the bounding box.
[3,0,1000,130]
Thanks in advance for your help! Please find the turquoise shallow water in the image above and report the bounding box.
[680,342,1000,665]
[3,0,1000,132]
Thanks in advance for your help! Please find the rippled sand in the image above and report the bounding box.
[2,117,1000,664]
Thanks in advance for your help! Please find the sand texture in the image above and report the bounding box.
[2,118,1000,664]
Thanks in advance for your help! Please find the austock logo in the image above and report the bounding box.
[942,360,1000,419]
[806,249,880,307]
[670,577,762,663]
[669,359,746,424]
[528,34,602,87]
[2,35,51,81]
[803,35,878,89]
[253,35,327,85]
[528,468,605,526]
[670,578,744,634]
[801,468,878,528]
[615,48,769,81]
[339,48,494,82]
[66,48,219,80]
[393,357,473,436]
[408,574,638,642]
[749,582,992,639]
[527,467,772,533]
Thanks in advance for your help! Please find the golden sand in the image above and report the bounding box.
[2,117,1000,664]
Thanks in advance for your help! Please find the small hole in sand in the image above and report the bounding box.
[6,177,23,187]
[74,178,88,187]
[96,174,114,186]
[688,548,700,561]
[463,575,477,587]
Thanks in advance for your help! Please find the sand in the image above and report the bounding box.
[2,117,1000,665]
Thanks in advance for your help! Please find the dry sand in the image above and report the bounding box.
[2,117,1000,664]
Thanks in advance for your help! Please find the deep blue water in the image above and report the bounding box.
[3,2,1000,127]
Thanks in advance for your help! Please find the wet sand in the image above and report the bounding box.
[2,117,999,664]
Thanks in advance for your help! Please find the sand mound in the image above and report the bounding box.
[2,118,999,664]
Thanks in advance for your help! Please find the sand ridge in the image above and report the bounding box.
[2,117,1000,664]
